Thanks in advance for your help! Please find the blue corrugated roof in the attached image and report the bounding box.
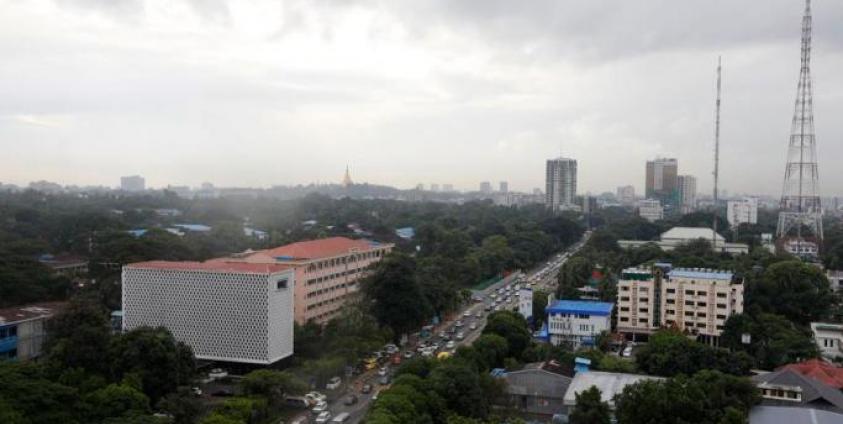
[669,268,733,281]
[546,300,614,316]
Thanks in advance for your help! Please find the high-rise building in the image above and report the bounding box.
[617,265,743,344]
[677,175,697,214]
[645,158,678,206]
[416,183,425,191]
[637,199,664,222]
[480,181,492,193]
[442,184,454,192]
[727,198,759,228]
[121,175,145,192]
[430,183,440,192]
[546,158,577,212]
[617,185,635,206]
[499,181,509,193]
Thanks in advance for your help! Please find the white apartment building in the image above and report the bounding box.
[617,266,744,344]
[810,322,843,361]
[617,185,635,206]
[120,175,145,192]
[546,158,578,212]
[545,299,613,348]
[637,199,664,222]
[662,268,743,343]
[727,197,758,227]
[677,175,697,214]
[617,268,659,336]
[122,261,295,364]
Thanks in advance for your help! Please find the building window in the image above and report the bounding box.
[697,291,706,296]
[666,299,675,304]
[716,293,727,298]
[684,300,694,306]
[666,288,675,294]
[639,308,649,313]
[685,290,695,296]
[717,303,727,309]
[620,307,629,312]
[620,317,629,322]
[697,302,707,307]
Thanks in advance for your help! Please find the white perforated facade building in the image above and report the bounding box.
[122,261,295,365]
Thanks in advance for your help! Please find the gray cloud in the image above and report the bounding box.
[2,0,843,197]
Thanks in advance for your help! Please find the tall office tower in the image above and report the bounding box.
[677,175,697,214]
[120,175,145,192]
[442,184,454,192]
[430,183,440,192]
[480,181,492,193]
[545,158,577,212]
[499,181,509,193]
[777,0,823,243]
[645,158,678,206]
[415,183,425,191]
[617,185,636,206]
[727,198,759,228]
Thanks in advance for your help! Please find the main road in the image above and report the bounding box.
[312,231,591,423]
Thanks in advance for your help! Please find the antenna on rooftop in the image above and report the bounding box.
[712,56,722,249]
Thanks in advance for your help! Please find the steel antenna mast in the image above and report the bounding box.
[713,56,722,249]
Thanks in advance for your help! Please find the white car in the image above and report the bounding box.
[469,323,477,330]
[312,401,329,414]
[378,366,388,376]
[463,311,471,318]
[326,376,342,390]
[446,340,456,349]
[315,411,332,424]
[208,368,228,379]
[306,392,327,404]
[456,332,465,340]
[622,346,633,357]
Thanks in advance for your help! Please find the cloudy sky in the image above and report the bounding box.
[2,0,842,195]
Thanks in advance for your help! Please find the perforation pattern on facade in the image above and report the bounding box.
[122,266,294,364]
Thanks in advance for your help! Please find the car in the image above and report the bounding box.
[475,311,482,318]
[343,394,358,406]
[463,311,471,318]
[190,387,202,396]
[456,332,464,340]
[331,412,351,423]
[484,305,492,312]
[211,389,234,397]
[385,344,399,354]
[403,350,414,359]
[469,323,477,330]
[314,411,332,424]
[285,396,311,408]
[326,376,342,390]
[361,383,373,394]
[455,320,463,327]
[494,305,502,311]
[445,340,455,349]
[438,331,447,339]
[379,374,391,385]
[378,366,388,376]
[622,346,633,357]
[372,390,381,401]
[306,392,327,404]
[208,368,228,379]
[311,401,329,414]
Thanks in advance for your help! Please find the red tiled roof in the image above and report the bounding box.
[260,237,381,260]
[779,359,843,389]
[0,301,67,324]
[126,260,292,274]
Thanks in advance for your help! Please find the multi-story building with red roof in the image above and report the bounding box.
[234,237,394,324]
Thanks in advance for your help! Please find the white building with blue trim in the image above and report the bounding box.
[545,298,613,348]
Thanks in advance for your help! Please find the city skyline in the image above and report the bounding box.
[3,1,843,195]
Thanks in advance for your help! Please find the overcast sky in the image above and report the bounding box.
[2,0,842,195]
